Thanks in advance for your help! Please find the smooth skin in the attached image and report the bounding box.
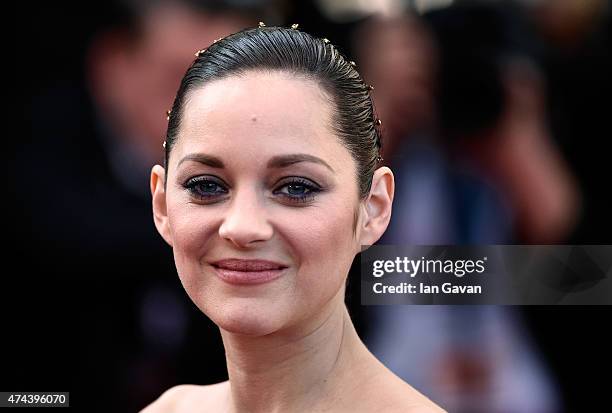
[144,71,446,413]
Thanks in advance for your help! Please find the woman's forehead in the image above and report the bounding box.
[174,71,351,164]
[182,71,333,132]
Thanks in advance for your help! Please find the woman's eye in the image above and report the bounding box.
[286,184,309,195]
[275,179,321,203]
[184,177,228,200]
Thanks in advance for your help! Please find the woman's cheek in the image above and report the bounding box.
[289,203,356,295]
[168,208,215,280]
[169,201,212,249]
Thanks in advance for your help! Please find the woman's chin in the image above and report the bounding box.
[219,321,276,336]
[206,300,290,337]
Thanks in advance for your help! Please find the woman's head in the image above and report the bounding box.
[165,25,383,199]
[151,25,394,336]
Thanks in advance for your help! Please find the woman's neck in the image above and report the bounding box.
[219,298,368,413]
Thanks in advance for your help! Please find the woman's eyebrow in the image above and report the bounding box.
[178,153,224,168]
[267,154,335,173]
[178,153,335,173]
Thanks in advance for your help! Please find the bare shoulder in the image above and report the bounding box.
[139,382,229,413]
[378,373,447,413]
[367,385,447,413]
[395,399,448,413]
[399,405,447,413]
[369,385,447,413]
[357,363,447,413]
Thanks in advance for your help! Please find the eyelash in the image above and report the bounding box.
[183,176,322,204]
[183,176,228,201]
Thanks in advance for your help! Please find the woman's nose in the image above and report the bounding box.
[218,186,273,248]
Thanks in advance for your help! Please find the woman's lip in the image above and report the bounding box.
[210,259,289,285]
[211,259,287,271]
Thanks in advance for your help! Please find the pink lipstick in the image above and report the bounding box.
[211,259,288,285]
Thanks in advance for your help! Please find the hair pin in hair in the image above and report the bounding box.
[322,38,330,44]
[291,23,299,30]
[376,155,383,163]
[368,84,375,91]
[162,140,167,149]
[166,109,172,120]
[258,21,266,27]
[375,119,382,126]
[350,61,357,67]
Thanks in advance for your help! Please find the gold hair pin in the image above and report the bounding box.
[162,141,167,149]
[291,23,299,29]
[368,84,375,91]
[376,155,383,162]
[194,49,205,57]
[349,61,357,67]
[375,119,382,126]
[322,38,330,44]
[166,109,172,120]
[258,21,266,27]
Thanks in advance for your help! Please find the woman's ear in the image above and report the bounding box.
[359,166,394,247]
[151,165,173,247]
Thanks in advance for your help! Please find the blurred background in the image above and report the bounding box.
[4,0,611,412]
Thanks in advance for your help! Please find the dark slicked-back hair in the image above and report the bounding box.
[164,25,383,199]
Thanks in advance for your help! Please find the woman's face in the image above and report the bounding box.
[157,71,368,336]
